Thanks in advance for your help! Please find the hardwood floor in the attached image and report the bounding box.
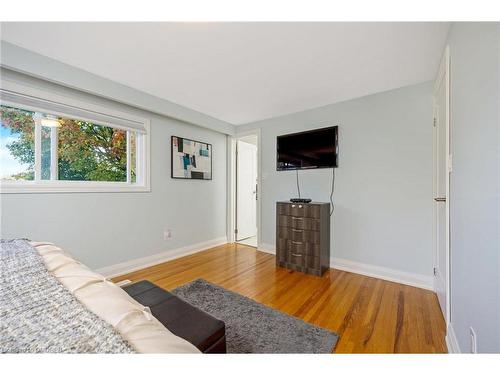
[113,243,447,353]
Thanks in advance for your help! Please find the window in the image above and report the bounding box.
[0,89,150,193]
[0,106,35,181]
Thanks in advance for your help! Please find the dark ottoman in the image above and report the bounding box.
[123,280,226,353]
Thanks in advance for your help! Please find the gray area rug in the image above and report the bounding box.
[172,279,338,353]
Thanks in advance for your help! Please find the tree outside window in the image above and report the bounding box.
[0,105,136,182]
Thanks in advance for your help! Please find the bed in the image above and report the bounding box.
[0,240,200,353]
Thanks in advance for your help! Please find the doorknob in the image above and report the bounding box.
[434,197,446,202]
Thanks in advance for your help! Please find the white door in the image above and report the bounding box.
[433,46,450,324]
[236,140,257,241]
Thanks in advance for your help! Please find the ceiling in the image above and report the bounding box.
[0,22,450,125]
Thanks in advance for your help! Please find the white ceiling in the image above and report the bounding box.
[1,22,450,125]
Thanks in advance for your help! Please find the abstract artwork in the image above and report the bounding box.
[171,136,212,180]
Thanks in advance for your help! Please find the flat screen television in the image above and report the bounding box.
[277,126,338,171]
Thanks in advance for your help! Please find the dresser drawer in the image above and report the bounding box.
[277,227,320,244]
[288,240,320,256]
[276,238,320,257]
[288,252,303,266]
[277,215,320,231]
[277,203,321,218]
[287,253,320,269]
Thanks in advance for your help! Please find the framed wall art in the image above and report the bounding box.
[171,136,212,180]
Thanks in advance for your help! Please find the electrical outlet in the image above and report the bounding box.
[163,228,172,240]
[470,327,477,353]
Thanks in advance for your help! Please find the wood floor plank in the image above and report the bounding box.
[113,243,446,353]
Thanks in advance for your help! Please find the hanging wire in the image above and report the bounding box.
[329,167,335,216]
[296,168,301,199]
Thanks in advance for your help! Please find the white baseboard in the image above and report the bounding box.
[446,323,461,353]
[255,243,432,290]
[257,243,276,255]
[100,238,433,291]
[331,257,434,290]
[96,237,228,279]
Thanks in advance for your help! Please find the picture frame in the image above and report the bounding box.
[171,136,213,180]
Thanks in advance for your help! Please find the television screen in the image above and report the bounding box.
[277,126,338,170]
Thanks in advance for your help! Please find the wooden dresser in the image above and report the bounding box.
[276,201,330,276]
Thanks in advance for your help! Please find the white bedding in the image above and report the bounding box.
[32,242,200,354]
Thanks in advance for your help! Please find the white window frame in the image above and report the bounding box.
[0,83,150,194]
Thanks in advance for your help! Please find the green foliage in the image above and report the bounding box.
[1,106,131,182]
[0,106,35,180]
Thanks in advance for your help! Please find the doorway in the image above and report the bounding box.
[433,45,451,327]
[235,134,259,247]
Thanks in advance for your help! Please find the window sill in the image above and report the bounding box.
[0,181,151,194]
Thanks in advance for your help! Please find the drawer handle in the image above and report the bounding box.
[291,253,302,257]
[292,217,303,220]
[291,241,303,245]
[298,205,303,208]
[291,204,296,208]
[292,229,303,233]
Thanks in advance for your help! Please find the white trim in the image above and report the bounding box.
[34,114,42,180]
[126,130,132,184]
[230,128,262,248]
[0,81,151,193]
[96,237,228,279]
[330,257,434,290]
[255,243,433,290]
[0,180,151,194]
[257,243,277,255]
[226,135,236,243]
[432,45,451,327]
[445,323,461,353]
[50,126,58,180]
[1,85,148,133]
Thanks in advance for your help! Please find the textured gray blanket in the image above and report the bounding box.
[0,239,135,353]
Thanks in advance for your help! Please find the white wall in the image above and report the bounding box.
[0,69,228,270]
[446,23,500,353]
[238,82,434,280]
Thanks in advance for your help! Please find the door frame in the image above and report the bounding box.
[432,45,451,328]
[227,128,262,247]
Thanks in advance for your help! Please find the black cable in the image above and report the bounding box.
[329,167,335,216]
[296,168,301,199]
